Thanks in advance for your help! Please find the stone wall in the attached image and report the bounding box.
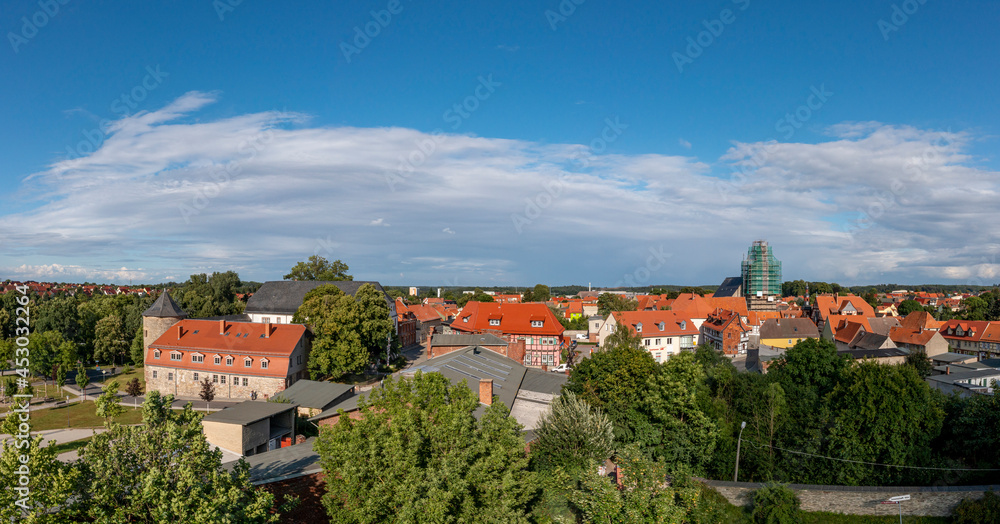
[699,478,1000,517]
[145,364,289,399]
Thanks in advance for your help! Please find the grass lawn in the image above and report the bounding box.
[105,366,145,390]
[27,400,144,431]
[45,436,93,455]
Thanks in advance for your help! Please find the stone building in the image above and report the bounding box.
[144,318,310,400]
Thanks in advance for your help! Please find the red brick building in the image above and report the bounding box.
[700,308,750,356]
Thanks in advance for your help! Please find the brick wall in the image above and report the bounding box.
[699,478,1000,517]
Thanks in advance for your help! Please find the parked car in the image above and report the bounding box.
[575,334,587,340]
[551,364,571,373]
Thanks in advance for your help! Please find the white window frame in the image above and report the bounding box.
[531,320,543,328]
[170,352,182,362]
[192,354,204,363]
[152,370,158,379]
[193,372,199,382]
[214,355,221,365]
[261,359,269,369]
[489,319,500,326]
[244,357,252,368]
[153,350,160,359]
[226,356,234,366]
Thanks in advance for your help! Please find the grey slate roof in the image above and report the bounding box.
[431,333,508,347]
[223,437,321,483]
[759,318,819,340]
[839,347,908,360]
[308,392,363,422]
[867,317,902,336]
[202,400,297,425]
[714,276,743,298]
[402,346,528,411]
[518,369,568,396]
[933,352,979,365]
[245,280,389,315]
[273,380,354,410]
[143,290,187,318]
[849,332,895,351]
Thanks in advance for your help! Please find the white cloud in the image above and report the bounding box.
[679,138,692,149]
[3,94,999,286]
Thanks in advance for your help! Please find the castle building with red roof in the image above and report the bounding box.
[451,302,565,368]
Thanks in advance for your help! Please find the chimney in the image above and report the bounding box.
[177,325,183,339]
[479,379,493,405]
[219,319,226,335]
[946,366,951,375]
[426,332,434,357]
[264,320,271,339]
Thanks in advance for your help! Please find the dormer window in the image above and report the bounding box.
[153,350,160,359]
[226,356,234,366]
[658,322,665,331]
[170,352,182,361]
[636,322,643,333]
[463,317,469,323]
[214,355,221,365]
[531,320,543,328]
[489,319,501,326]
[261,358,269,369]
[192,354,204,363]
[244,357,252,368]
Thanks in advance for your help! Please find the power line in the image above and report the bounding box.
[743,439,1000,472]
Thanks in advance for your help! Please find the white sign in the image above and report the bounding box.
[889,495,911,502]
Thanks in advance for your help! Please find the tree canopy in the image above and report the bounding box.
[284,255,353,281]
[315,371,541,523]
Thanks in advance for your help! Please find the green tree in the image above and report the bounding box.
[284,255,352,281]
[34,296,82,345]
[76,362,90,401]
[905,349,934,378]
[0,433,79,522]
[529,284,551,302]
[199,377,216,411]
[641,351,718,474]
[531,391,615,473]
[603,322,642,351]
[597,293,638,316]
[94,313,128,366]
[455,288,495,308]
[315,372,540,523]
[129,326,144,365]
[95,379,126,424]
[69,391,284,522]
[897,299,923,316]
[824,361,944,485]
[295,285,368,379]
[749,483,801,524]
[354,283,396,362]
[2,378,16,402]
[962,296,989,321]
[564,341,661,444]
[26,330,66,380]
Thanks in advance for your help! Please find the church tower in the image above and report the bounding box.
[142,290,188,353]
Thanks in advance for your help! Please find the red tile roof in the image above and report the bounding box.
[813,294,876,320]
[147,320,307,378]
[612,310,699,337]
[451,302,564,336]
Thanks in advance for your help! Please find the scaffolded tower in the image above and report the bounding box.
[741,240,782,297]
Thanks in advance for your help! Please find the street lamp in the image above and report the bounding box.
[734,421,747,482]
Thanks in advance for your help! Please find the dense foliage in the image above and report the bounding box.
[749,483,801,524]
[315,371,541,523]
[283,255,353,281]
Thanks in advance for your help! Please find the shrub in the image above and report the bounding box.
[750,482,801,524]
[952,490,1000,524]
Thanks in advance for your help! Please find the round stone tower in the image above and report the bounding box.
[142,290,188,353]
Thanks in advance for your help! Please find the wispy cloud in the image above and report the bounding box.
[3,93,998,285]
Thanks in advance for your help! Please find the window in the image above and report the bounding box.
[655,338,661,345]
[636,322,643,333]
[531,320,543,328]
[193,372,199,382]
[170,352,182,361]
[261,359,269,369]
[297,355,302,365]
[192,354,204,363]
[220,376,226,384]
[153,350,160,359]
[489,319,500,326]
[226,356,234,366]
[152,370,158,379]
[666,338,672,345]
[658,322,665,331]
[212,374,218,383]
[644,339,651,346]
[244,358,252,368]
[168,372,173,381]
[262,317,270,324]
[214,356,221,365]
[463,317,468,323]
[242,377,248,386]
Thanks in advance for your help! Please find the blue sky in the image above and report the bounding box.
[2,0,999,287]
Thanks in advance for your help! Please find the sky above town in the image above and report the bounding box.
[2,0,999,287]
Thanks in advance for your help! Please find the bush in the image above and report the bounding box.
[750,482,801,524]
[952,490,1000,524]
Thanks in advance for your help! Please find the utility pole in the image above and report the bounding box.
[734,420,747,482]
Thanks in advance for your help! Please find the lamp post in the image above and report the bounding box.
[734,421,747,482]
